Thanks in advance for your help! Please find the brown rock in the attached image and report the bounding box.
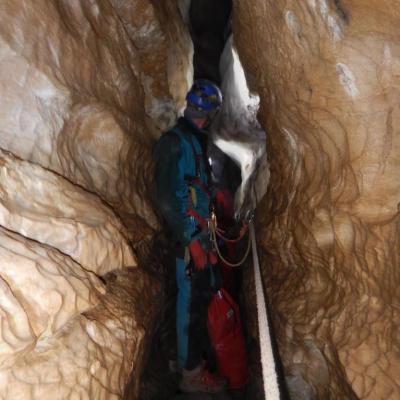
[0,0,191,220]
[0,1,189,398]
[234,1,400,398]
[1,0,399,398]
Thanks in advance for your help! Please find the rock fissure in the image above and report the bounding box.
[0,1,398,399]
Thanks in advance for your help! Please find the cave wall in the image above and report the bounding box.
[0,1,191,398]
[0,0,191,228]
[1,0,399,398]
[233,1,400,399]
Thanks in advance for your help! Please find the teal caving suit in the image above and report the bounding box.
[154,117,216,370]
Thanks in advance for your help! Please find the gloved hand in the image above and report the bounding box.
[188,229,217,270]
[188,239,207,270]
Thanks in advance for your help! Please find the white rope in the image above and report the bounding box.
[249,221,280,399]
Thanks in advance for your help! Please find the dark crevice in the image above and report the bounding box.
[136,1,278,399]
[331,0,349,24]
[189,0,232,84]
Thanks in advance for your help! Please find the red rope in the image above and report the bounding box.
[215,223,249,243]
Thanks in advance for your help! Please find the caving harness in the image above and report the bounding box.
[178,127,251,268]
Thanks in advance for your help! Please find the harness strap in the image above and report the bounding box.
[187,208,207,230]
[184,175,210,199]
[186,174,208,231]
[215,223,249,243]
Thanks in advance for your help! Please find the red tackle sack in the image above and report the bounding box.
[207,288,249,389]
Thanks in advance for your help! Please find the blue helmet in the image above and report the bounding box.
[186,79,223,114]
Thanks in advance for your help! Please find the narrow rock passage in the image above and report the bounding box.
[137,1,270,398]
[1,1,397,399]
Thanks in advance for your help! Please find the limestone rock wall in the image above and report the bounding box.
[2,0,399,398]
[0,149,135,275]
[234,1,400,399]
[0,0,191,225]
[0,1,190,398]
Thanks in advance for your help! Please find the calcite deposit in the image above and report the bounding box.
[0,229,157,399]
[0,0,191,225]
[0,149,135,275]
[1,0,399,398]
[234,1,400,399]
[0,0,190,398]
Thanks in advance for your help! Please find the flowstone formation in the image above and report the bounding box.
[234,1,400,399]
[0,1,191,398]
[2,0,399,398]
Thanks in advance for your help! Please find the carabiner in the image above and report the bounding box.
[245,209,255,223]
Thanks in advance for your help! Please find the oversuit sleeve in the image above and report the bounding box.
[153,132,196,245]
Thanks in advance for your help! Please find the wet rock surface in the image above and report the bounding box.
[0,149,135,275]
[0,0,189,398]
[0,0,192,224]
[0,0,399,399]
[234,1,400,399]
[0,222,161,398]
